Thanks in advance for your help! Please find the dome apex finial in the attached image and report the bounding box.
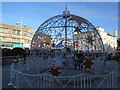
[66,4,67,11]
[63,4,70,16]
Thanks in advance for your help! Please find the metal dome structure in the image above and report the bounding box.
[8,9,114,89]
[30,10,104,53]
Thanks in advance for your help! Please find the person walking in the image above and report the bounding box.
[23,52,26,64]
[74,62,77,70]
[77,62,81,70]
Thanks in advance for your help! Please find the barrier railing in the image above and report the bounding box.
[8,60,114,88]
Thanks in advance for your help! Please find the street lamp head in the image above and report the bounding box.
[16,22,19,25]
[24,24,27,27]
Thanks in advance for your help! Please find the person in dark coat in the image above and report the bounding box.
[23,52,26,64]
[78,60,83,70]
[74,62,77,70]
[76,52,84,70]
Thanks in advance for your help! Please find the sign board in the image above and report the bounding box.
[13,44,23,47]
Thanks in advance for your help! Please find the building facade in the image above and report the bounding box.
[32,33,52,49]
[0,23,34,49]
[74,27,117,52]
[96,27,117,52]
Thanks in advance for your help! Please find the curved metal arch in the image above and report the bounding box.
[68,14,104,51]
[31,14,105,52]
[30,15,64,49]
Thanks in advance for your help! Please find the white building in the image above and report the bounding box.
[73,27,117,52]
[0,23,34,49]
[96,27,117,52]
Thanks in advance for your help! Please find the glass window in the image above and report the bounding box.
[12,30,15,34]
[29,40,31,43]
[3,37,8,42]
[2,28,9,33]
[17,31,20,35]
[17,38,20,42]
[0,37,3,41]
[12,38,17,42]
[15,31,17,35]
[24,39,26,43]
[0,28,2,33]
[12,30,20,35]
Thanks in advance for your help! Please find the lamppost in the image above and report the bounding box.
[16,19,26,48]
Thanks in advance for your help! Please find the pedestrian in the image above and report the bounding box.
[77,62,80,70]
[23,52,26,64]
[103,59,106,66]
[74,62,77,70]
[79,60,83,70]
[14,55,19,63]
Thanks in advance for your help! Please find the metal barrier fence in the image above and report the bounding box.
[8,60,114,88]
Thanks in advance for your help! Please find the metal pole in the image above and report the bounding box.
[64,14,68,79]
[65,16,67,51]
[77,33,79,52]
[20,19,23,48]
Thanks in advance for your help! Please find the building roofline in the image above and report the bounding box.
[0,23,34,32]
[0,23,33,29]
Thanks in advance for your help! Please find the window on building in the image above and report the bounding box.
[24,39,26,43]
[29,33,31,37]
[29,40,31,44]
[17,38,20,42]
[15,31,17,35]
[2,28,9,33]
[23,33,27,36]
[0,37,3,41]
[12,30,16,35]
[12,30,20,35]
[3,37,9,42]
[12,38,17,42]
[30,33,33,37]
[0,28,2,33]
[27,33,30,37]
[17,31,20,35]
